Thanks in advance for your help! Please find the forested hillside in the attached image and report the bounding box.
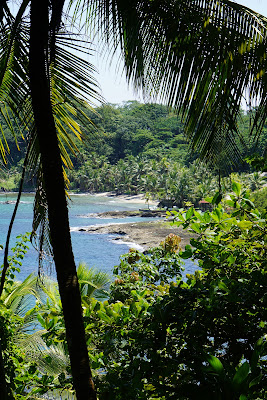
[0,101,266,199]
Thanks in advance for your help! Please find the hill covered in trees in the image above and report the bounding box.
[0,101,266,200]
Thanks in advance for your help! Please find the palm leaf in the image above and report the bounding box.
[79,0,267,169]
[0,2,31,162]
[29,32,101,270]
[0,4,102,276]
[77,262,110,301]
[29,341,70,377]
[28,390,76,400]
[2,273,40,315]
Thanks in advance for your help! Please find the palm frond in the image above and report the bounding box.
[0,3,31,162]
[32,342,70,377]
[0,3,103,275]
[77,262,110,301]
[2,273,40,316]
[31,167,54,273]
[14,329,47,357]
[29,31,102,269]
[28,389,76,400]
[80,0,267,169]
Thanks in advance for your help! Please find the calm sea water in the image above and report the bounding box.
[0,193,197,281]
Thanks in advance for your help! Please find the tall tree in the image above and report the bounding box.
[29,1,96,398]
[0,0,99,398]
[0,0,267,398]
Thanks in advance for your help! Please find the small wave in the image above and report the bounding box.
[110,239,144,252]
[0,200,32,205]
[70,193,92,196]
[76,211,123,219]
[76,213,99,218]
[70,221,131,232]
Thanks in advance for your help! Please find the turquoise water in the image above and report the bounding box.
[0,193,197,281]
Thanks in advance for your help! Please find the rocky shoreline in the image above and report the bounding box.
[77,220,194,251]
[89,209,167,219]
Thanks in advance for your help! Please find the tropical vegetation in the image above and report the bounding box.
[1,101,266,211]
[0,0,267,398]
[0,185,266,398]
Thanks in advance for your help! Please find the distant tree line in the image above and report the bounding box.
[1,102,266,200]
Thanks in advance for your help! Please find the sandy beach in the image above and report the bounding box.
[93,191,159,206]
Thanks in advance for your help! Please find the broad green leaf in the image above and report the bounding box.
[206,354,224,376]
[180,245,193,259]
[194,210,203,220]
[186,207,194,220]
[249,374,262,388]
[203,212,211,223]
[232,181,242,196]
[233,362,250,387]
[97,310,112,323]
[225,199,235,207]
[190,223,202,233]
[242,198,255,208]
[227,254,236,265]
[211,192,222,205]
[211,213,220,223]
[204,197,213,203]
[112,302,123,313]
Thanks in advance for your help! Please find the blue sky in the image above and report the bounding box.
[95,0,267,105]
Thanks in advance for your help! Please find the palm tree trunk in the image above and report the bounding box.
[29,1,96,398]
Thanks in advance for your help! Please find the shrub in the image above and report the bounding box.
[90,184,266,399]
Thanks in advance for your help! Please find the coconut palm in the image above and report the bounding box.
[0,1,267,398]
[0,273,54,397]
[0,2,100,398]
[27,264,110,399]
[0,264,109,399]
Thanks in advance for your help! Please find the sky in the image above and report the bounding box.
[94,0,267,106]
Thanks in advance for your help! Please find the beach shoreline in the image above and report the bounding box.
[92,191,159,206]
[71,195,193,250]
[1,190,159,206]
[73,220,194,251]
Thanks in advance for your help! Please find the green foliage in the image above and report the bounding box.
[252,187,267,213]
[1,187,266,399]
[0,235,75,398]
[1,233,30,286]
[0,234,41,398]
[68,154,218,207]
[82,186,267,399]
[110,235,183,303]
[2,100,267,197]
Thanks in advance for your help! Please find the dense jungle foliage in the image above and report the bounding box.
[0,102,266,197]
[0,186,266,399]
[1,102,266,210]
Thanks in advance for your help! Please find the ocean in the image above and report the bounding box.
[0,193,197,282]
